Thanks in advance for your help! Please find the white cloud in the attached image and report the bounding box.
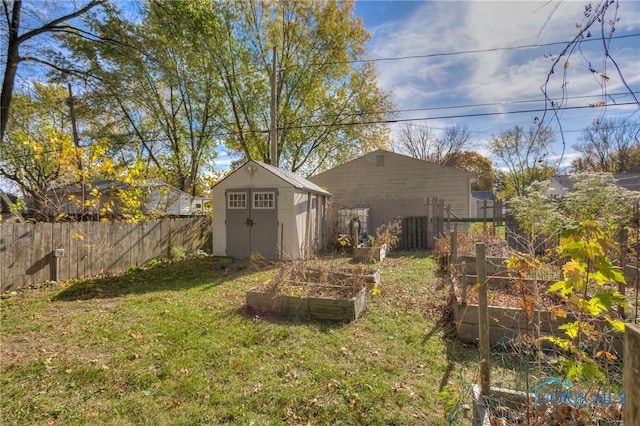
[362,0,639,163]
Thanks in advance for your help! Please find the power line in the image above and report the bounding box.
[311,33,640,66]
[331,92,640,118]
[2,104,637,164]
[269,102,639,131]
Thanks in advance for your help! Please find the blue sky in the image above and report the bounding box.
[353,0,640,171]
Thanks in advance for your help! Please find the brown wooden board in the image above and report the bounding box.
[30,223,51,285]
[1,218,210,291]
[1,224,16,291]
[460,256,509,276]
[246,286,366,322]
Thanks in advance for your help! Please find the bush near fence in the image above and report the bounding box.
[0,217,212,292]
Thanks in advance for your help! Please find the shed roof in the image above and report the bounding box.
[216,160,331,196]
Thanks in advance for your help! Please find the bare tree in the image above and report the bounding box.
[393,122,471,165]
[571,117,640,173]
[0,0,105,143]
[392,123,434,161]
[489,125,557,197]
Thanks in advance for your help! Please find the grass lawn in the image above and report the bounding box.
[1,251,478,425]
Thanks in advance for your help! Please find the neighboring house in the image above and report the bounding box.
[141,179,196,216]
[549,173,640,197]
[191,196,211,215]
[47,179,204,219]
[212,160,331,260]
[308,149,477,234]
[471,191,497,219]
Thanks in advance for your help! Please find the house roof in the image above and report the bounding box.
[471,191,496,201]
[312,149,478,180]
[215,160,331,196]
[552,173,640,192]
[52,179,194,197]
[53,180,130,195]
[613,173,640,192]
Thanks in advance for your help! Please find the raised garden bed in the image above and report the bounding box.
[353,243,387,263]
[451,293,569,345]
[246,283,367,321]
[245,259,379,321]
[331,266,380,285]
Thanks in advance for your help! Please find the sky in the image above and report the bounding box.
[352,0,640,171]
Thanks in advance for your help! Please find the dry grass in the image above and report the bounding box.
[0,251,479,425]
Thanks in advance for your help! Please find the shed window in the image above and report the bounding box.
[228,192,247,209]
[253,192,275,209]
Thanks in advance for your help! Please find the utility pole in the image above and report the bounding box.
[67,84,85,220]
[67,84,81,154]
[270,47,278,167]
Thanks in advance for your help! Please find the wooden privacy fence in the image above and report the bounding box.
[0,217,212,292]
[397,198,463,250]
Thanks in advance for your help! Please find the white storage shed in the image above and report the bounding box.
[212,160,331,259]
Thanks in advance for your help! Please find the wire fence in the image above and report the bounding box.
[446,220,639,425]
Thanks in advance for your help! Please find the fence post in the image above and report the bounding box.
[450,224,457,268]
[623,324,640,424]
[483,199,487,234]
[446,202,451,231]
[618,228,628,316]
[476,242,490,396]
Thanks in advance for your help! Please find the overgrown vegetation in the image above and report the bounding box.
[432,173,638,424]
[0,252,479,425]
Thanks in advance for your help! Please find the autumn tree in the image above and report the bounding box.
[393,123,472,166]
[0,85,79,218]
[489,125,557,198]
[0,0,105,143]
[57,0,393,184]
[229,0,393,175]
[570,117,640,173]
[448,151,495,191]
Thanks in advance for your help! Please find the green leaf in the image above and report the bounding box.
[591,288,619,311]
[606,317,626,333]
[585,298,606,316]
[539,336,571,350]
[548,280,572,297]
[559,321,580,339]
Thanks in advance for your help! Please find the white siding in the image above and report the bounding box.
[212,161,328,259]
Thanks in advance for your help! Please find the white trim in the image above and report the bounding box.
[253,191,275,209]
[227,192,247,209]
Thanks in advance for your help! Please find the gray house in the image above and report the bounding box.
[212,160,331,259]
[471,191,497,219]
[308,149,477,234]
[48,179,203,218]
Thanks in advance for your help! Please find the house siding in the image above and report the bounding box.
[309,150,475,219]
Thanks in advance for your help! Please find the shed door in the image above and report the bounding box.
[226,189,278,258]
